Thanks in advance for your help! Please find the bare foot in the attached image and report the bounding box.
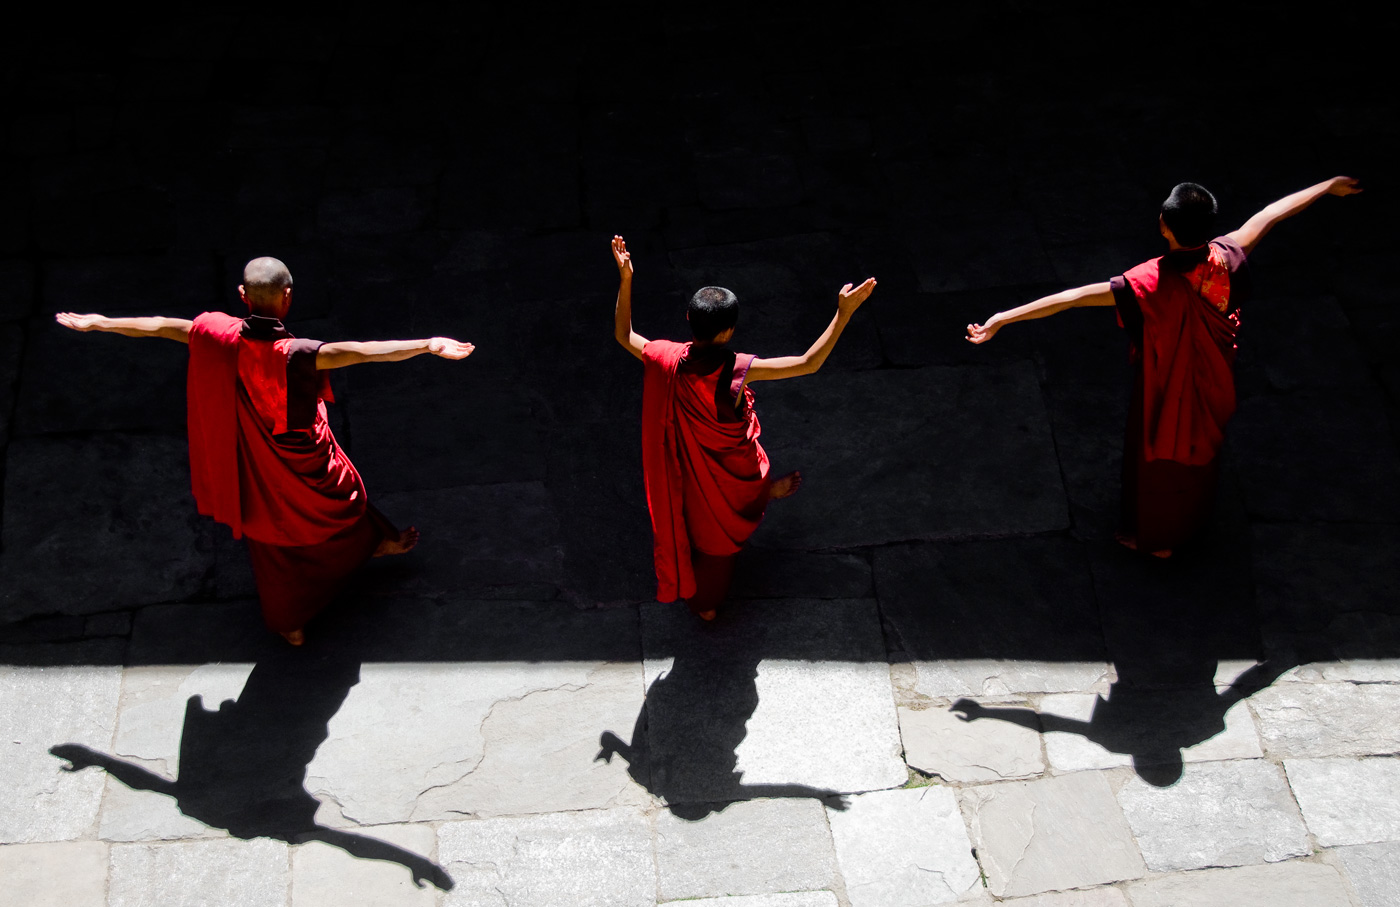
[374,526,420,558]
[768,471,803,501]
[696,609,716,621]
[1116,533,1171,559]
[280,629,305,646]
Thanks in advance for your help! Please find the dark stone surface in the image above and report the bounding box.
[0,261,35,321]
[731,549,873,600]
[874,537,1104,663]
[1229,387,1400,522]
[0,324,22,447]
[1045,383,1130,539]
[755,362,1069,548]
[362,483,565,602]
[1234,295,1372,394]
[0,435,212,621]
[1252,522,1400,660]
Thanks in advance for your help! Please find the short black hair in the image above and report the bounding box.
[688,286,739,341]
[1160,182,1218,248]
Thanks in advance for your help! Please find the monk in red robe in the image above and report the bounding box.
[967,176,1362,556]
[611,235,875,619]
[56,257,475,644]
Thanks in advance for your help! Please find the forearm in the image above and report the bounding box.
[990,283,1110,329]
[316,339,432,369]
[793,310,851,374]
[614,275,634,343]
[92,316,192,342]
[1259,179,1335,225]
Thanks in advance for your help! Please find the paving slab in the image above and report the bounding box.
[1285,757,1400,846]
[0,323,21,447]
[1252,682,1400,758]
[1234,295,1373,393]
[291,823,441,907]
[0,840,108,907]
[903,209,1057,294]
[1229,388,1400,521]
[629,598,905,810]
[1044,383,1128,539]
[309,660,649,825]
[654,797,837,901]
[361,483,565,601]
[998,889,1129,907]
[755,363,1068,547]
[0,259,35,321]
[874,538,1104,674]
[1123,861,1354,907]
[1038,691,1263,773]
[827,786,981,907]
[0,665,123,843]
[660,895,838,907]
[438,808,654,907]
[1116,759,1309,872]
[897,704,1044,783]
[0,435,212,621]
[960,771,1145,898]
[108,837,289,907]
[1332,841,1400,907]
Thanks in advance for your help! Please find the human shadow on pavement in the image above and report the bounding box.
[949,524,1296,787]
[596,608,850,820]
[49,645,453,891]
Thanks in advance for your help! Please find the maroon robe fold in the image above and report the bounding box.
[187,312,392,632]
[1113,238,1246,551]
[640,340,770,604]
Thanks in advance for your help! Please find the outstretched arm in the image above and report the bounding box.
[1227,176,1362,255]
[55,313,192,343]
[744,277,877,383]
[315,337,474,369]
[612,235,649,361]
[965,281,1115,345]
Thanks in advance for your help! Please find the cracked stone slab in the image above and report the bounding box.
[0,665,123,843]
[1039,691,1263,772]
[1123,862,1354,907]
[875,538,1106,696]
[660,895,839,907]
[438,808,654,907]
[0,435,212,621]
[1252,682,1400,758]
[291,823,440,907]
[109,837,289,907]
[0,840,108,907]
[1332,841,1400,907]
[998,889,1130,907]
[961,771,1145,898]
[1285,757,1400,846]
[1116,760,1309,871]
[654,798,838,901]
[97,664,255,842]
[361,483,565,600]
[635,598,905,808]
[753,364,1069,549]
[827,786,981,907]
[308,660,650,826]
[897,704,1044,783]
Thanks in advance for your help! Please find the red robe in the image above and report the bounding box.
[187,312,391,632]
[640,340,771,603]
[1115,239,1244,551]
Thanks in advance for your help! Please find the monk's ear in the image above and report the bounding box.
[237,285,251,309]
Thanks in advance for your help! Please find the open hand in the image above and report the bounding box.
[1328,176,1363,196]
[428,338,475,360]
[965,318,1002,344]
[950,698,985,721]
[611,235,634,278]
[56,312,103,332]
[837,277,876,316]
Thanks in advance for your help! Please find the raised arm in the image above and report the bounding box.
[1228,176,1362,255]
[744,277,877,383]
[612,235,649,361]
[315,337,475,369]
[965,281,1115,345]
[55,313,192,343]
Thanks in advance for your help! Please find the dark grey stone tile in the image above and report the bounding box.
[874,537,1103,662]
[1229,387,1400,522]
[0,435,212,621]
[731,549,872,600]
[693,150,804,210]
[317,187,431,237]
[904,209,1057,294]
[752,362,1069,549]
[1045,383,1130,539]
[1234,295,1372,394]
[0,261,35,322]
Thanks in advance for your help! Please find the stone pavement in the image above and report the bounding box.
[2,5,1397,906]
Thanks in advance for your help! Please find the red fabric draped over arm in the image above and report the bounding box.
[187,312,246,536]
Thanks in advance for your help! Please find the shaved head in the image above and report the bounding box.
[241,257,293,315]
